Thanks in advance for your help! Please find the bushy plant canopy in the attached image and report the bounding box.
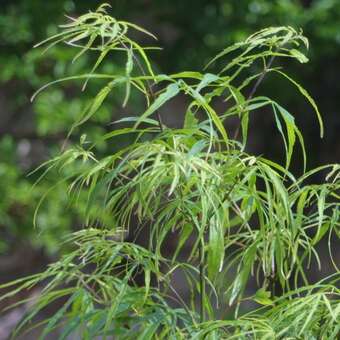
[1,4,339,339]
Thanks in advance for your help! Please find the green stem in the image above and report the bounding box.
[199,240,205,323]
[270,273,277,298]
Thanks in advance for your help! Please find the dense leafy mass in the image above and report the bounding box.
[1,0,340,255]
[1,3,339,339]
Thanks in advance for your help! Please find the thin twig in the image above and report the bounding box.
[233,55,276,140]
[199,240,206,323]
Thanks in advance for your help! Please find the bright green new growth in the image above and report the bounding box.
[2,4,339,339]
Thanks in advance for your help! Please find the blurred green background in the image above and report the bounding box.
[0,0,339,292]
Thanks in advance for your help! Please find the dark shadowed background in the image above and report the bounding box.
[0,0,339,337]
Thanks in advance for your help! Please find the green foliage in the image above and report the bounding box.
[1,0,340,256]
[1,3,339,339]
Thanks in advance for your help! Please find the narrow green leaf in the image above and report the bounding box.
[274,103,296,169]
[188,140,207,157]
[39,291,81,340]
[229,242,258,305]
[273,69,324,137]
[196,73,219,92]
[134,83,180,128]
[207,218,224,280]
[253,288,273,305]
[230,86,248,146]
[172,223,193,263]
[289,49,309,63]
[184,105,199,129]
[123,47,134,107]
[187,85,229,144]
[144,269,151,302]
[113,116,159,126]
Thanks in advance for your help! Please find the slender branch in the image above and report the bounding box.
[168,284,196,324]
[199,240,206,323]
[233,55,276,140]
[248,55,276,100]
